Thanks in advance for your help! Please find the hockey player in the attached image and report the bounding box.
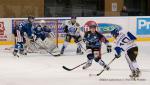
[110,28,141,78]
[33,24,59,55]
[60,16,83,55]
[13,16,35,56]
[82,21,112,70]
[33,24,46,41]
[13,25,26,56]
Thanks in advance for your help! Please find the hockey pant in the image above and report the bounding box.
[125,47,139,72]
[86,48,107,66]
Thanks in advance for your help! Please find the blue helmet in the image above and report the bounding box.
[71,16,76,19]
[28,15,34,19]
[111,29,119,37]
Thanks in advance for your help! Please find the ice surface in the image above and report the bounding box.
[0,42,149,85]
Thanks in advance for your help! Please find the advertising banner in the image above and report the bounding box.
[0,17,150,45]
[136,18,150,35]
[0,18,13,45]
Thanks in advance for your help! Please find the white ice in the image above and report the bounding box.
[0,42,149,85]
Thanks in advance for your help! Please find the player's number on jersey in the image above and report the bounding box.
[120,37,130,46]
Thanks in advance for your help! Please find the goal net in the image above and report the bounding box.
[2,18,60,54]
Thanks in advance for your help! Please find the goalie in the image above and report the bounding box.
[31,23,59,55]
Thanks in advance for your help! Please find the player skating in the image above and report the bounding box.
[60,16,83,55]
[13,16,35,56]
[110,28,141,79]
[82,21,112,70]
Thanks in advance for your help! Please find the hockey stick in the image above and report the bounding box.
[77,42,86,51]
[34,42,60,57]
[89,57,116,76]
[62,52,108,71]
[62,62,87,71]
[16,54,20,58]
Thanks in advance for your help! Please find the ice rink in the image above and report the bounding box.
[0,42,150,85]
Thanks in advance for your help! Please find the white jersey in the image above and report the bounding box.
[62,20,80,36]
[114,32,137,52]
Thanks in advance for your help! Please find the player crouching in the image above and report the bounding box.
[33,24,60,56]
[82,21,112,70]
[110,29,141,78]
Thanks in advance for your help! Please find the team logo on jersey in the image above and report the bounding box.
[0,22,5,35]
[137,18,150,35]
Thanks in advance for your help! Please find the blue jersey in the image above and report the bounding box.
[33,25,51,41]
[84,31,109,48]
[14,25,24,43]
[33,25,43,38]
[19,21,34,39]
[43,26,51,33]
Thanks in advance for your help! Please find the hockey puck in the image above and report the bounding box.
[89,73,97,77]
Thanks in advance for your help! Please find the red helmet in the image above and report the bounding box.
[85,21,97,28]
[83,21,97,31]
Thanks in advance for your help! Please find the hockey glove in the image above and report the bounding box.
[63,25,68,33]
[107,45,112,53]
[115,54,121,58]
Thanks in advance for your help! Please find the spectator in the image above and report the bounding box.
[120,5,128,16]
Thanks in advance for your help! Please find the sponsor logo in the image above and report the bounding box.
[0,22,5,35]
[97,23,122,34]
[0,22,7,41]
[137,18,150,35]
[82,21,122,34]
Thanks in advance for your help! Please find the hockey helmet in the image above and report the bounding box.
[28,15,35,23]
[28,15,35,19]
[88,21,97,28]
[71,16,76,19]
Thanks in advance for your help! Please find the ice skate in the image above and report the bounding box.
[13,51,17,56]
[20,50,27,55]
[129,71,137,80]
[60,46,65,55]
[82,63,92,69]
[135,68,141,77]
[76,47,83,55]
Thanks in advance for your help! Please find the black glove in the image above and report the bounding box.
[63,25,68,33]
[107,45,112,53]
[115,54,121,58]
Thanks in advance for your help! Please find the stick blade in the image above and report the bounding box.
[53,54,61,57]
[62,66,72,71]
